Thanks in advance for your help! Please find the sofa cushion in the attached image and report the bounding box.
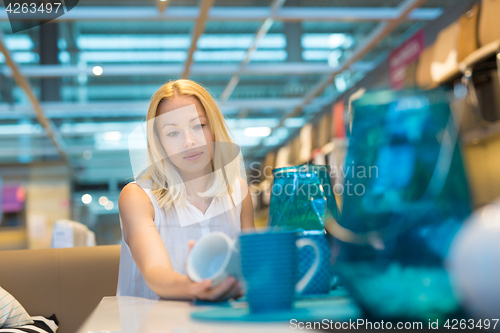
[0,287,33,328]
[0,245,120,333]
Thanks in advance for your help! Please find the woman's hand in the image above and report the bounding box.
[185,240,243,302]
[188,276,242,301]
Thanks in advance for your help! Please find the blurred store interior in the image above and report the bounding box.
[1,0,498,250]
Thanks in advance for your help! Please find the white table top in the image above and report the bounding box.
[76,296,322,333]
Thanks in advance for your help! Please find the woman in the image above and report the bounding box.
[117,79,255,301]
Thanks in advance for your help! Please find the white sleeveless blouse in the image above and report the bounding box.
[116,178,243,300]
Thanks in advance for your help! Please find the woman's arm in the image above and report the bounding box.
[238,178,255,230]
[119,183,240,300]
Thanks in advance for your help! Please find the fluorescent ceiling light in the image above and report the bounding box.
[0,52,39,63]
[4,35,33,50]
[302,33,354,49]
[77,34,286,50]
[0,124,43,135]
[102,131,122,142]
[95,129,132,151]
[244,127,272,137]
[198,34,286,49]
[234,136,262,147]
[302,50,331,61]
[13,52,39,63]
[328,34,347,48]
[79,51,187,62]
[77,35,191,49]
[226,118,280,129]
[251,50,287,61]
[194,50,286,62]
[60,122,142,134]
[94,139,129,151]
[79,50,286,63]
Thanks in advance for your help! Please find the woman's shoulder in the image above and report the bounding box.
[119,182,156,222]
[120,182,151,204]
[119,179,156,208]
[231,177,249,203]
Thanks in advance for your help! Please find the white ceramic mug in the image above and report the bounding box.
[447,200,500,319]
[186,232,242,287]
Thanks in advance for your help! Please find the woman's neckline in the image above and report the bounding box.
[185,197,215,216]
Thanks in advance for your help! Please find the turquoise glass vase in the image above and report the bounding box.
[330,89,472,322]
[268,164,340,231]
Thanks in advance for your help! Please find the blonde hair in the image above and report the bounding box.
[142,79,243,209]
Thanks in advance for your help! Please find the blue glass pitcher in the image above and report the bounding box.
[268,164,340,231]
[325,89,472,322]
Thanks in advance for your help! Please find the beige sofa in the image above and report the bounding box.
[0,245,120,333]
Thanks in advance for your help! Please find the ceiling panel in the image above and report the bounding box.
[0,0,459,184]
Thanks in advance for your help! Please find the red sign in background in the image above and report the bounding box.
[389,30,425,90]
[332,100,346,139]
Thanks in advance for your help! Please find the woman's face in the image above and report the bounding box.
[155,95,214,176]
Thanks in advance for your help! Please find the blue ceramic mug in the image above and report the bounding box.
[297,230,334,296]
[239,230,320,313]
